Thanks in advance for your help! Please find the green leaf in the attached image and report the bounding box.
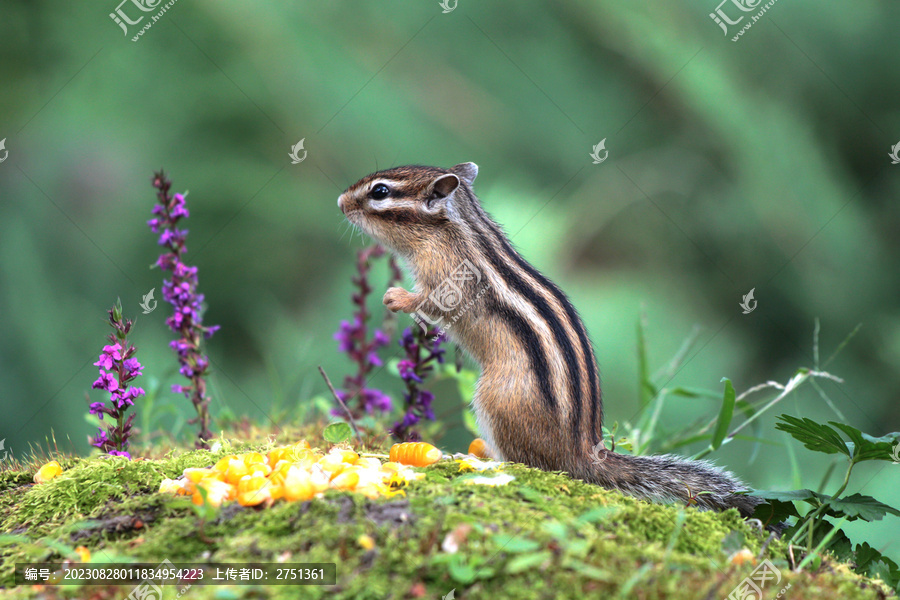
[854,542,883,572]
[749,490,809,526]
[542,521,569,540]
[576,507,620,524]
[750,488,824,504]
[447,555,476,584]
[563,559,611,581]
[775,415,850,457]
[492,536,541,554]
[636,316,656,410]
[829,422,897,463]
[824,493,900,522]
[323,422,352,443]
[710,378,736,451]
[505,551,551,574]
[667,387,721,399]
[855,543,900,589]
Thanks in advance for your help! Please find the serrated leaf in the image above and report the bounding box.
[323,422,352,443]
[710,378,736,451]
[750,488,824,504]
[830,422,897,462]
[824,493,900,522]
[854,542,883,571]
[749,496,799,529]
[775,415,850,457]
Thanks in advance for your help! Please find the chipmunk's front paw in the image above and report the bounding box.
[383,287,418,313]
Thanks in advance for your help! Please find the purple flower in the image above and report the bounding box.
[123,358,143,378]
[150,171,217,447]
[361,388,393,414]
[331,246,395,422]
[373,329,390,347]
[89,402,107,420]
[88,301,142,459]
[418,389,436,420]
[397,359,422,383]
[391,326,446,441]
[333,319,357,354]
[92,371,119,392]
[108,450,132,459]
[91,430,110,449]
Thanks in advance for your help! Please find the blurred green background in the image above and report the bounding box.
[1,1,898,559]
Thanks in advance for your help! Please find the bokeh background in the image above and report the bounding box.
[1,1,898,559]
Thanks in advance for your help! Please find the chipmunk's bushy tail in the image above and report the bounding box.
[587,451,760,517]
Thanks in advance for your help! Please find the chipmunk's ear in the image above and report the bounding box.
[451,162,478,186]
[427,173,461,209]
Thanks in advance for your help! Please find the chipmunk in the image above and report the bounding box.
[337,162,760,517]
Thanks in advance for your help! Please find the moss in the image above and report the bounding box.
[0,441,893,600]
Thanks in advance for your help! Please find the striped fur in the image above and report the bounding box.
[337,163,760,517]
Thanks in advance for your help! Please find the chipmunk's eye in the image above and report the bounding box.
[369,184,390,200]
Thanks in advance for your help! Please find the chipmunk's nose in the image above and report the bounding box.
[337,193,345,212]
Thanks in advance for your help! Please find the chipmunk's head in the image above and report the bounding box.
[337,162,479,255]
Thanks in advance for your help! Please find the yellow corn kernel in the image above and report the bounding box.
[247,462,272,477]
[357,535,375,550]
[468,438,488,458]
[282,466,316,502]
[183,468,216,484]
[213,455,238,472]
[331,470,360,490]
[389,442,442,467]
[221,458,250,485]
[729,549,756,567]
[317,453,346,478]
[268,446,290,465]
[354,457,382,470]
[242,451,267,466]
[34,461,63,484]
[158,478,185,495]
[236,473,272,506]
[192,478,232,507]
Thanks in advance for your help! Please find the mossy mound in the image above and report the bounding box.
[0,439,893,599]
